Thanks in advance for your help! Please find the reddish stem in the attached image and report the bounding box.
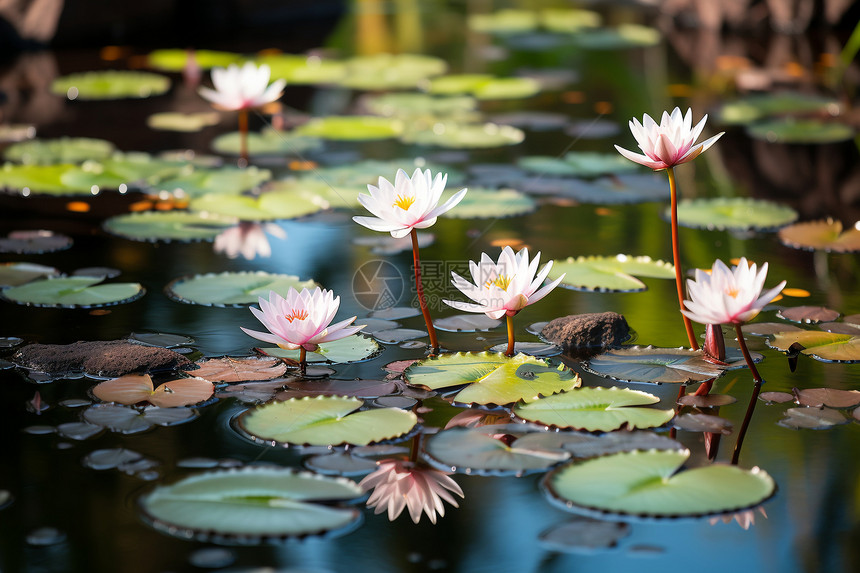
[299,347,307,376]
[505,314,516,356]
[411,228,439,352]
[731,323,763,465]
[238,109,249,165]
[666,167,699,350]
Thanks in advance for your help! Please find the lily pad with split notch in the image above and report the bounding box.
[303,452,378,477]
[216,381,288,404]
[794,388,860,408]
[539,516,630,554]
[258,334,380,364]
[51,70,171,100]
[137,466,363,543]
[518,430,683,459]
[777,306,840,324]
[678,394,737,408]
[103,211,238,242]
[673,413,733,435]
[2,276,144,308]
[779,407,847,429]
[188,356,287,383]
[759,391,794,404]
[92,373,214,407]
[767,330,860,362]
[582,346,726,385]
[83,404,198,434]
[547,255,674,293]
[670,198,798,232]
[166,271,317,306]
[236,395,417,447]
[778,219,860,253]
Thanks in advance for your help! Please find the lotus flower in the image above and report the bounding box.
[241,287,364,351]
[614,107,724,171]
[443,246,564,320]
[681,258,785,326]
[353,168,467,239]
[359,460,464,524]
[198,62,285,111]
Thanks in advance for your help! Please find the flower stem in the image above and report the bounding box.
[238,109,249,165]
[666,167,699,350]
[299,347,307,376]
[411,228,438,352]
[731,323,763,465]
[505,314,516,356]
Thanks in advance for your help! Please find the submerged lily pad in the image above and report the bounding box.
[138,466,362,542]
[543,449,775,520]
[582,347,726,385]
[166,271,317,306]
[258,335,380,364]
[51,71,171,100]
[3,137,115,165]
[513,387,674,432]
[1,276,144,308]
[211,128,323,156]
[401,122,525,148]
[547,255,674,292]
[0,263,59,286]
[103,211,238,242]
[767,331,860,363]
[294,117,403,141]
[746,119,854,144]
[440,188,535,218]
[671,198,798,232]
[778,219,860,253]
[538,516,629,554]
[236,395,417,447]
[189,191,325,221]
[404,352,579,406]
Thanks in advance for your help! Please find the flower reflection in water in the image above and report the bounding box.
[213,222,286,260]
[709,506,768,530]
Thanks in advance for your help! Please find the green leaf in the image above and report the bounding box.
[339,53,447,90]
[0,262,59,286]
[152,166,272,198]
[103,211,238,242]
[778,219,860,253]
[539,9,602,32]
[255,54,346,84]
[513,387,674,432]
[518,152,639,177]
[401,122,525,148]
[147,49,243,71]
[363,93,478,121]
[61,153,189,191]
[440,188,535,219]
[189,191,325,221]
[0,163,77,194]
[166,271,317,306]
[426,75,539,99]
[2,276,144,308]
[671,198,798,232]
[147,112,221,133]
[767,331,860,363]
[258,335,380,364]
[51,71,171,100]
[543,449,776,519]
[3,137,115,165]
[582,347,726,385]
[211,128,322,156]
[468,10,539,33]
[541,174,669,204]
[138,466,362,542]
[746,119,855,144]
[236,395,417,446]
[547,255,675,292]
[404,352,580,406]
[294,116,403,141]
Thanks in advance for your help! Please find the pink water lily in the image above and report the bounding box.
[614,107,724,171]
[241,287,364,352]
[198,62,285,111]
[353,168,467,239]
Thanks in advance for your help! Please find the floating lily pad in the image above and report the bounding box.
[777,306,840,324]
[539,516,629,554]
[717,92,839,125]
[677,394,737,408]
[778,219,860,253]
[211,128,322,156]
[767,331,860,363]
[51,71,171,100]
[404,352,579,406]
[294,116,403,141]
[491,111,569,131]
[582,347,726,385]
[572,24,661,49]
[518,431,683,460]
[152,166,271,198]
[427,74,539,100]
[778,407,847,429]
[0,263,59,287]
[189,191,325,221]
[544,449,775,520]
[138,466,363,542]
[0,230,72,254]
[488,342,560,357]
[363,93,478,120]
[0,163,78,194]
[820,322,860,335]
[468,10,539,33]
[439,188,535,219]
[147,49,242,71]
[673,413,733,434]
[794,388,860,408]
[83,447,144,470]
[147,112,221,132]
[189,356,287,383]
[236,395,417,447]
[92,373,214,407]
[372,328,427,344]
[759,391,794,404]
[547,255,674,293]
[166,271,317,306]
[746,119,854,144]
[518,152,639,178]
[255,54,346,85]
[531,174,669,204]
[3,137,115,165]
[514,387,674,432]
[339,53,447,90]
[2,276,144,308]
[401,122,525,148]
[539,8,602,32]
[61,153,189,191]
[103,211,238,242]
[259,335,380,364]
[434,314,502,332]
[280,378,396,399]
[84,404,197,434]
[304,452,378,476]
[422,427,570,476]
[742,322,803,336]
[671,198,798,231]
[216,381,288,404]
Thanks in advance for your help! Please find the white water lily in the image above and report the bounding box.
[198,62,285,111]
[360,460,463,524]
[353,168,467,239]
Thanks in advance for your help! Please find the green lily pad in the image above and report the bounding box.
[103,211,238,242]
[61,153,189,191]
[778,219,860,253]
[717,92,840,125]
[0,163,78,194]
[767,330,860,363]
[51,71,171,100]
[147,49,243,71]
[3,137,116,165]
[339,53,447,90]
[0,262,60,286]
[404,352,580,406]
[746,119,854,144]
[671,198,798,232]
[211,128,322,156]
[255,54,346,85]
[468,10,539,33]
[427,75,540,100]
[440,188,535,219]
[546,255,675,292]
[152,166,272,198]
[2,276,144,308]
[572,24,661,49]
[294,116,403,141]
[258,335,380,364]
[538,174,670,204]
[165,271,317,306]
[264,178,358,210]
[518,152,639,178]
[363,93,478,121]
[236,395,417,447]
[423,427,570,476]
[582,347,726,385]
[147,112,221,132]
[138,466,362,542]
[543,449,775,520]
[539,9,602,32]
[513,387,675,432]
[401,122,525,148]
[189,191,325,221]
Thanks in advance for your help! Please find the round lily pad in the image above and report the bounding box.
[543,449,775,520]
[539,8,602,32]
[440,188,535,219]
[147,112,221,132]
[468,10,539,33]
[211,128,322,156]
[93,373,214,407]
[51,71,171,100]
[538,174,670,204]
[582,347,726,385]
[339,53,447,90]
[538,517,629,554]
[363,93,478,121]
[236,395,417,447]
[0,230,72,254]
[189,191,325,221]
[152,166,272,198]
[717,92,840,125]
[83,404,197,433]
[255,54,346,85]
[746,119,854,144]
[766,330,860,363]
[513,386,675,432]
[0,163,78,194]
[147,49,242,71]
[165,271,317,306]
[434,314,502,332]
[518,152,639,178]
[401,122,525,148]
[404,351,579,406]
[258,335,380,364]
[294,116,403,141]
[572,24,661,49]
[778,219,860,253]
[188,356,287,383]
[3,137,115,165]
[138,466,363,543]
[778,407,847,429]
[103,211,238,242]
[777,306,840,323]
[0,262,60,286]
[62,153,189,191]
[670,198,798,232]
[547,255,675,292]
[2,276,144,308]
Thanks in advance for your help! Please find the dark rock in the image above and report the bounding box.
[540,312,630,349]
[13,340,195,378]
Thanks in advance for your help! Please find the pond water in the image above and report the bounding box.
[1,3,860,573]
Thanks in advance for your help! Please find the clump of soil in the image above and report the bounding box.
[541,312,631,349]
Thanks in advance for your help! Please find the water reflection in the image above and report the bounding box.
[213,221,287,260]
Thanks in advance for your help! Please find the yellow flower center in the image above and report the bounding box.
[285,309,309,323]
[393,194,416,210]
[725,287,739,298]
[486,274,512,290]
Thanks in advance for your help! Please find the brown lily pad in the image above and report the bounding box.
[778,219,860,253]
[93,373,214,407]
[186,356,287,383]
[759,391,794,404]
[777,306,840,324]
[741,322,803,336]
[793,387,860,408]
[677,394,737,408]
[778,407,847,429]
[673,413,733,435]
